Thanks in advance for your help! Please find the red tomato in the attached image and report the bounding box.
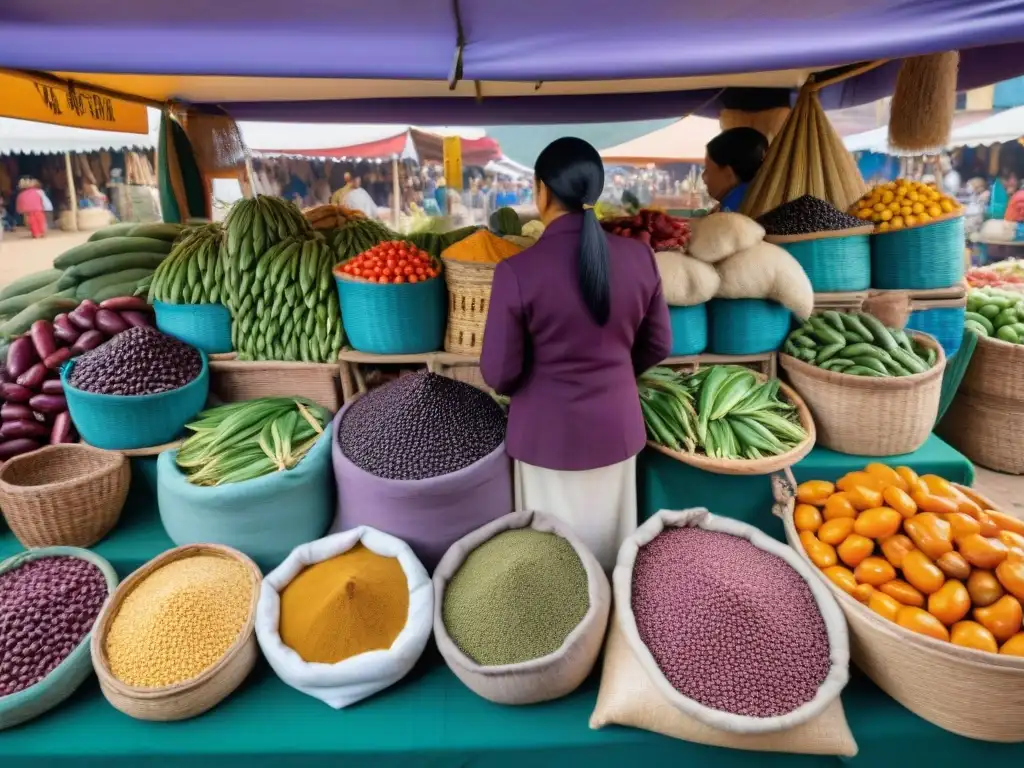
[404,266,414,276]
[398,259,408,268]
[394,275,405,284]
[386,258,396,268]
[382,267,393,277]
[409,275,419,284]
[415,267,425,276]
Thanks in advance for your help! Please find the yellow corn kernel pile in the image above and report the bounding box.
[106,555,252,688]
[850,179,961,232]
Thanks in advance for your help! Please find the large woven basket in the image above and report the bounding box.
[208,355,341,412]
[871,215,965,290]
[938,391,1024,474]
[768,227,872,293]
[0,444,129,548]
[0,547,119,731]
[957,333,1024,405]
[443,258,496,356]
[772,471,1024,742]
[90,543,261,721]
[779,332,945,456]
[646,375,816,475]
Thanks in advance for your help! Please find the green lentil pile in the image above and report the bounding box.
[442,529,589,666]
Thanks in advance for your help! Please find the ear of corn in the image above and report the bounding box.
[176,397,329,486]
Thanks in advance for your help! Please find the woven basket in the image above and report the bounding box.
[772,471,1024,742]
[905,304,966,359]
[871,215,965,290]
[155,301,233,354]
[0,444,129,548]
[668,304,708,356]
[768,227,872,293]
[937,391,1024,475]
[0,547,119,731]
[708,298,791,355]
[90,543,261,721]
[443,258,496,356]
[779,332,945,456]
[646,376,816,475]
[957,333,1024,405]
[336,273,446,355]
[208,355,340,412]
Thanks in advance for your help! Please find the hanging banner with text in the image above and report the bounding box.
[0,72,149,133]
[443,136,463,190]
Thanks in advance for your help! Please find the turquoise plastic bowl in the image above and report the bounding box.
[708,299,792,354]
[61,351,209,450]
[0,547,118,731]
[155,301,233,354]
[669,304,708,356]
[336,274,446,354]
[778,233,871,292]
[906,306,966,359]
[871,216,965,289]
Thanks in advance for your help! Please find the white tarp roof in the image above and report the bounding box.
[0,108,159,155]
[946,106,1024,148]
[241,123,487,155]
[485,155,534,178]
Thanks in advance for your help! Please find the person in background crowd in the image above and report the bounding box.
[340,177,378,219]
[940,155,962,197]
[423,171,437,203]
[330,172,354,207]
[15,177,46,238]
[280,169,308,207]
[480,137,671,571]
[702,127,768,212]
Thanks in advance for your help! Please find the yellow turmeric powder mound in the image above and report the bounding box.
[442,230,524,264]
[279,543,409,664]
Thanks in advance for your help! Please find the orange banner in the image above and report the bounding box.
[0,72,149,133]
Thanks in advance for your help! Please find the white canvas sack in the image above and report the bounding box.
[255,526,432,709]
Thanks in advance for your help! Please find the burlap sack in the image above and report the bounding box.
[590,614,858,756]
[433,510,610,705]
[654,251,720,306]
[687,212,765,264]
[715,241,815,319]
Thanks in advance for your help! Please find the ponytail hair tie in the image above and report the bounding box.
[582,203,595,211]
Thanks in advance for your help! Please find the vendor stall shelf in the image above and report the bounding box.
[812,291,869,313]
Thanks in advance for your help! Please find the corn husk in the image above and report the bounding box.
[888,52,960,153]
[740,86,868,220]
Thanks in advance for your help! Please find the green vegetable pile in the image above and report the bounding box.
[638,366,807,460]
[783,311,937,377]
[149,223,225,305]
[965,288,1024,344]
[176,397,330,486]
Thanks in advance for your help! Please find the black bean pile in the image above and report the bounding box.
[0,557,108,697]
[69,326,202,396]
[757,195,865,236]
[338,371,506,480]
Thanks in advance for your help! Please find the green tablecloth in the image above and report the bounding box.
[638,434,975,536]
[2,435,1019,766]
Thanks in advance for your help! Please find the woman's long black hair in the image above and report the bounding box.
[535,137,610,326]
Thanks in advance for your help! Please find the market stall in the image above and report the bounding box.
[2,0,1024,764]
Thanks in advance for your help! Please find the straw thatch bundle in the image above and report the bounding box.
[720,107,791,144]
[740,86,867,220]
[888,52,960,153]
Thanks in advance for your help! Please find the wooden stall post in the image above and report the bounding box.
[391,156,401,229]
[64,152,78,231]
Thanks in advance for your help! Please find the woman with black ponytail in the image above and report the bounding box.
[481,137,671,570]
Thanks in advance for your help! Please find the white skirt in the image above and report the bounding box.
[514,457,638,572]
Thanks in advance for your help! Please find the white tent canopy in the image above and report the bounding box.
[0,108,159,156]
[485,155,533,179]
[843,126,890,154]
[241,123,487,159]
[946,106,1024,148]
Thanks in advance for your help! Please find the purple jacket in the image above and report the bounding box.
[481,213,672,471]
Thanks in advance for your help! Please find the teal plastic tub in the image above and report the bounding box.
[906,306,966,359]
[668,304,708,356]
[776,233,871,292]
[0,547,118,731]
[155,301,233,354]
[61,351,209,450]
[336,274,445,354]
[871,216,965,289]
[708,299,791,354]
[156,430,333,570]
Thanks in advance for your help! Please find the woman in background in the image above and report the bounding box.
[15,178,46,238]
[481,137,671,570]
[702,127,768,213]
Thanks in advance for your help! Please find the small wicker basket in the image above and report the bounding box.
[90,543,261,722]
[0,444,129,548]
[443,258,496,356]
